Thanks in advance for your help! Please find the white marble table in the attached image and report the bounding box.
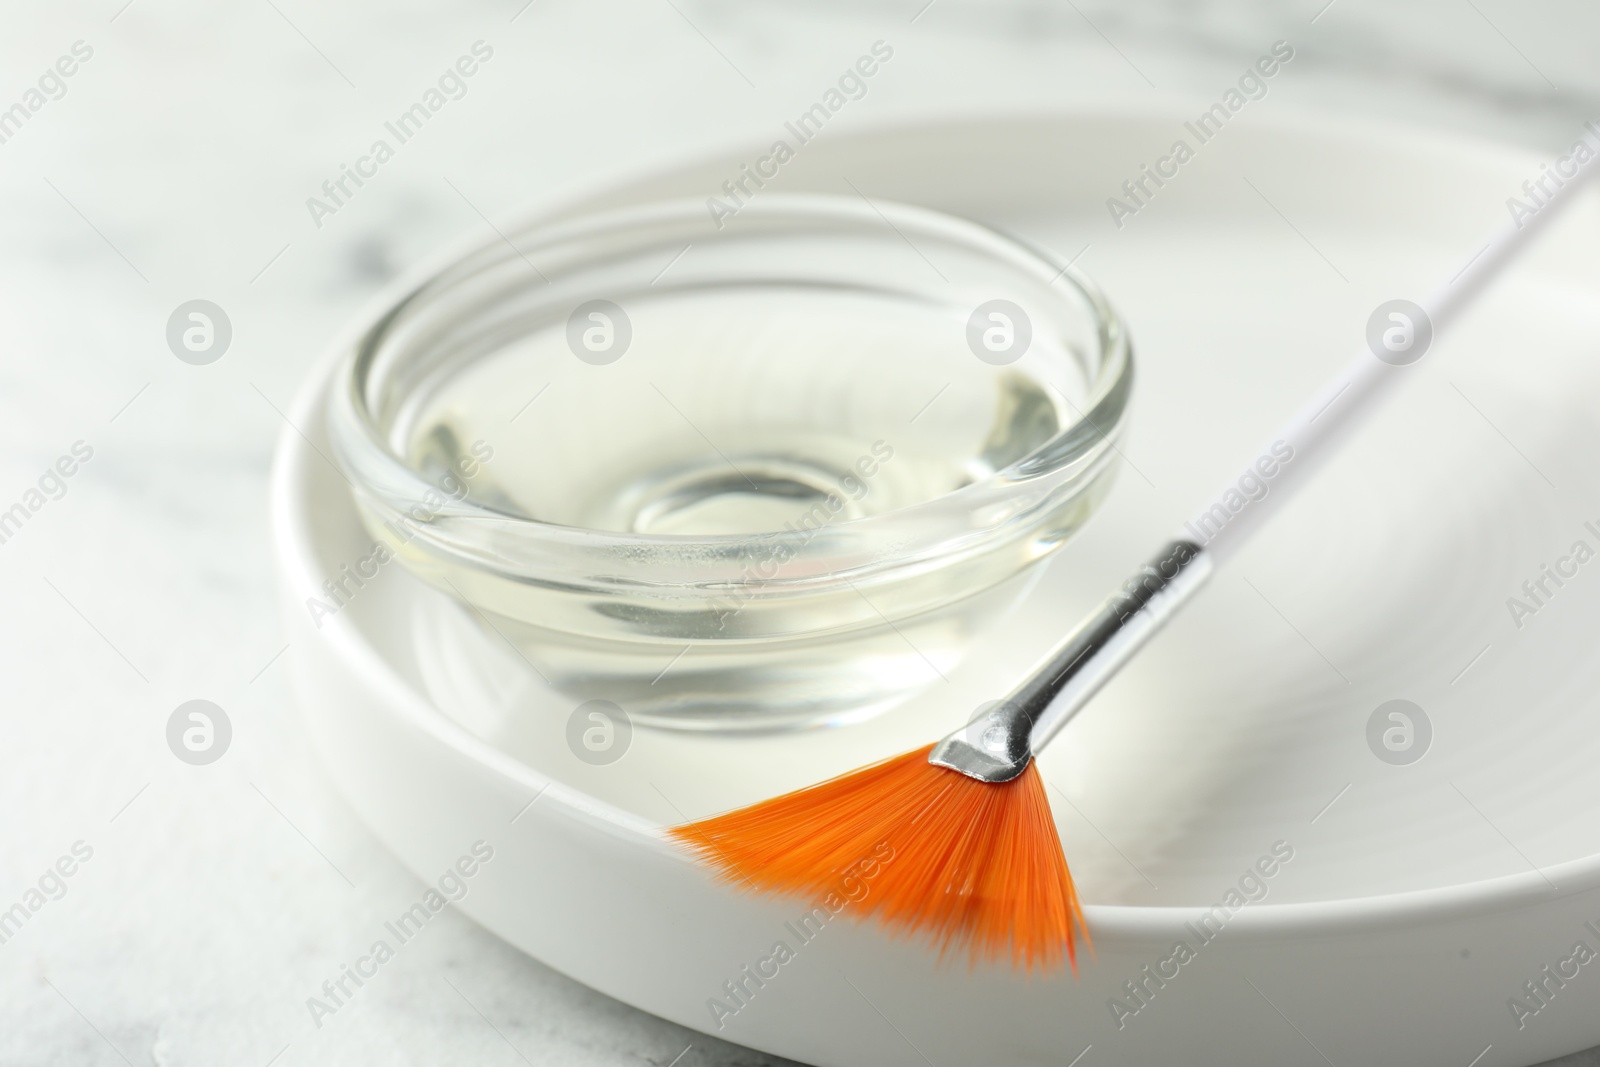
[1,1,1597,1063]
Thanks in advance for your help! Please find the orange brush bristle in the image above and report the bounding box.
[666,743,1088,973]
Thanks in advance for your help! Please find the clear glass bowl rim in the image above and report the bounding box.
[329,193,1134,572]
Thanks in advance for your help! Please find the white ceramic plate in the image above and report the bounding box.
[272,110,1600,1067]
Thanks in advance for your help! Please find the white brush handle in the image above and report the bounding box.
[1188,119,1600,563]
[932,117,1600,782]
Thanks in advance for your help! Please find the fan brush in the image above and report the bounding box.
[670,122,1600,972]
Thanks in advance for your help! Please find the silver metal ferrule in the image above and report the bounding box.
[928,539,1213,782]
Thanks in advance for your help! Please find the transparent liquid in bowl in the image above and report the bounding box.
[405,287,1087,536]
[396,285,1094,727]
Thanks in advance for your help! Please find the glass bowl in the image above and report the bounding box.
[327,194,1132,730]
